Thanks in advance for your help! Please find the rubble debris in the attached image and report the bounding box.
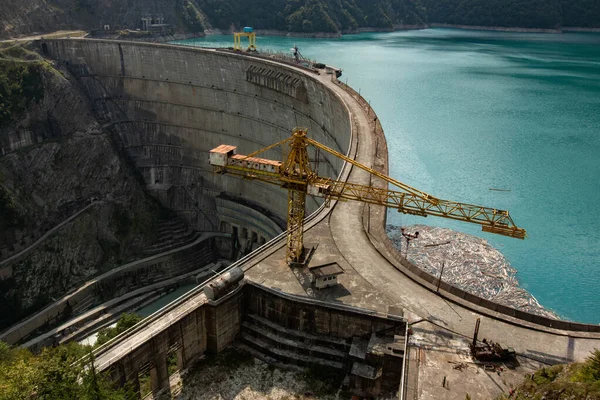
[387,224,558,319]
[451,362,468,371]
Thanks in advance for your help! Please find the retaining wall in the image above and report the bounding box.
[96,281,406,398]
[244,283,405,339]
[0,235,223,345]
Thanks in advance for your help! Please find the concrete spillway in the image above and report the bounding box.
[41,39,351,246]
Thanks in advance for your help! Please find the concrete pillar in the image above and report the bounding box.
[110,362,140,397]
[128,374,140,398]
[176,347,184,371]
[109,363,127,389]
[205,292,242,353]
[150,353,170,395]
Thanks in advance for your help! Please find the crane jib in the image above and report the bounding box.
[209,128,527,264]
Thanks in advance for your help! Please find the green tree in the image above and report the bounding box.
[177,0,205,32]
[0,341,132,400]
[193,0,429,33]
[81,350,135,400]
[574,348,600,383]
[496,349,600,399]
[95,313,143,348]
[0,61,44,127]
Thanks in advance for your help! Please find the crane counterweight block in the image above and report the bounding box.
[482,225,527,239]
[208,128,527,264]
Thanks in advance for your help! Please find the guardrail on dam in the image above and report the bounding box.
[40,38,352,248]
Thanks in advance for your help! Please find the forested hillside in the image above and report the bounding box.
[195,0,425,32]
[561,0,600,27]
[421,0,600,29]
[421,0,562,29]
[195,0,600,32]
[1,0,599,43]
[0,0,426,39]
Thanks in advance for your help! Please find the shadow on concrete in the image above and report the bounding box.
[524,349,572,365]
[313,283,352,302]
[410,327,469,353]
[428,314,449,327]
[567,335,575,361]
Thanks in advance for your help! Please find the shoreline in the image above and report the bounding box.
[204,28,341,38]
[200,24,600,41]
[4,23,600,42]
[254,29,341,38]
[7,23,598,43]
[429,23,600,33]
[89,31,205,43]
[428,23,562,33]
[202,25,428,39]
[341,24,428,35]
[562,26,600,33]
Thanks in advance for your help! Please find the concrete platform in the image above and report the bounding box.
[247,221,400,315]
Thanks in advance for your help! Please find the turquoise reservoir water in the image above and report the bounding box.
[173,29,600,324]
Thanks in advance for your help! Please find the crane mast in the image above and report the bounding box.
[210,128,526,265]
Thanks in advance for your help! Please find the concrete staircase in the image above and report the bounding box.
[238,313,351,371]
[134,245,214,290]
[142,218,200,256]
[70,293,96,315]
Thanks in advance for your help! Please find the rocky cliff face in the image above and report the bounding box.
[0,52,161,329]
[0,0,78,39]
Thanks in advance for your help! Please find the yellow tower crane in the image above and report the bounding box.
[209,128,526,265]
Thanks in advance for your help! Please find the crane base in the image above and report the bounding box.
[287,245,316,268]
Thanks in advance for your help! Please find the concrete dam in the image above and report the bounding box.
[6,38,600,399]
[41,39,351,248]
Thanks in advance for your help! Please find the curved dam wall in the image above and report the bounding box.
[334,80,600,334]
[41,39,351,245]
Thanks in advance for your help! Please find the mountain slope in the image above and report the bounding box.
[0,48,161,329]
[1,0,599,40]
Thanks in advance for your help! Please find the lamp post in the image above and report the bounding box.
[400,228,419,259]
[436,261,445,293]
